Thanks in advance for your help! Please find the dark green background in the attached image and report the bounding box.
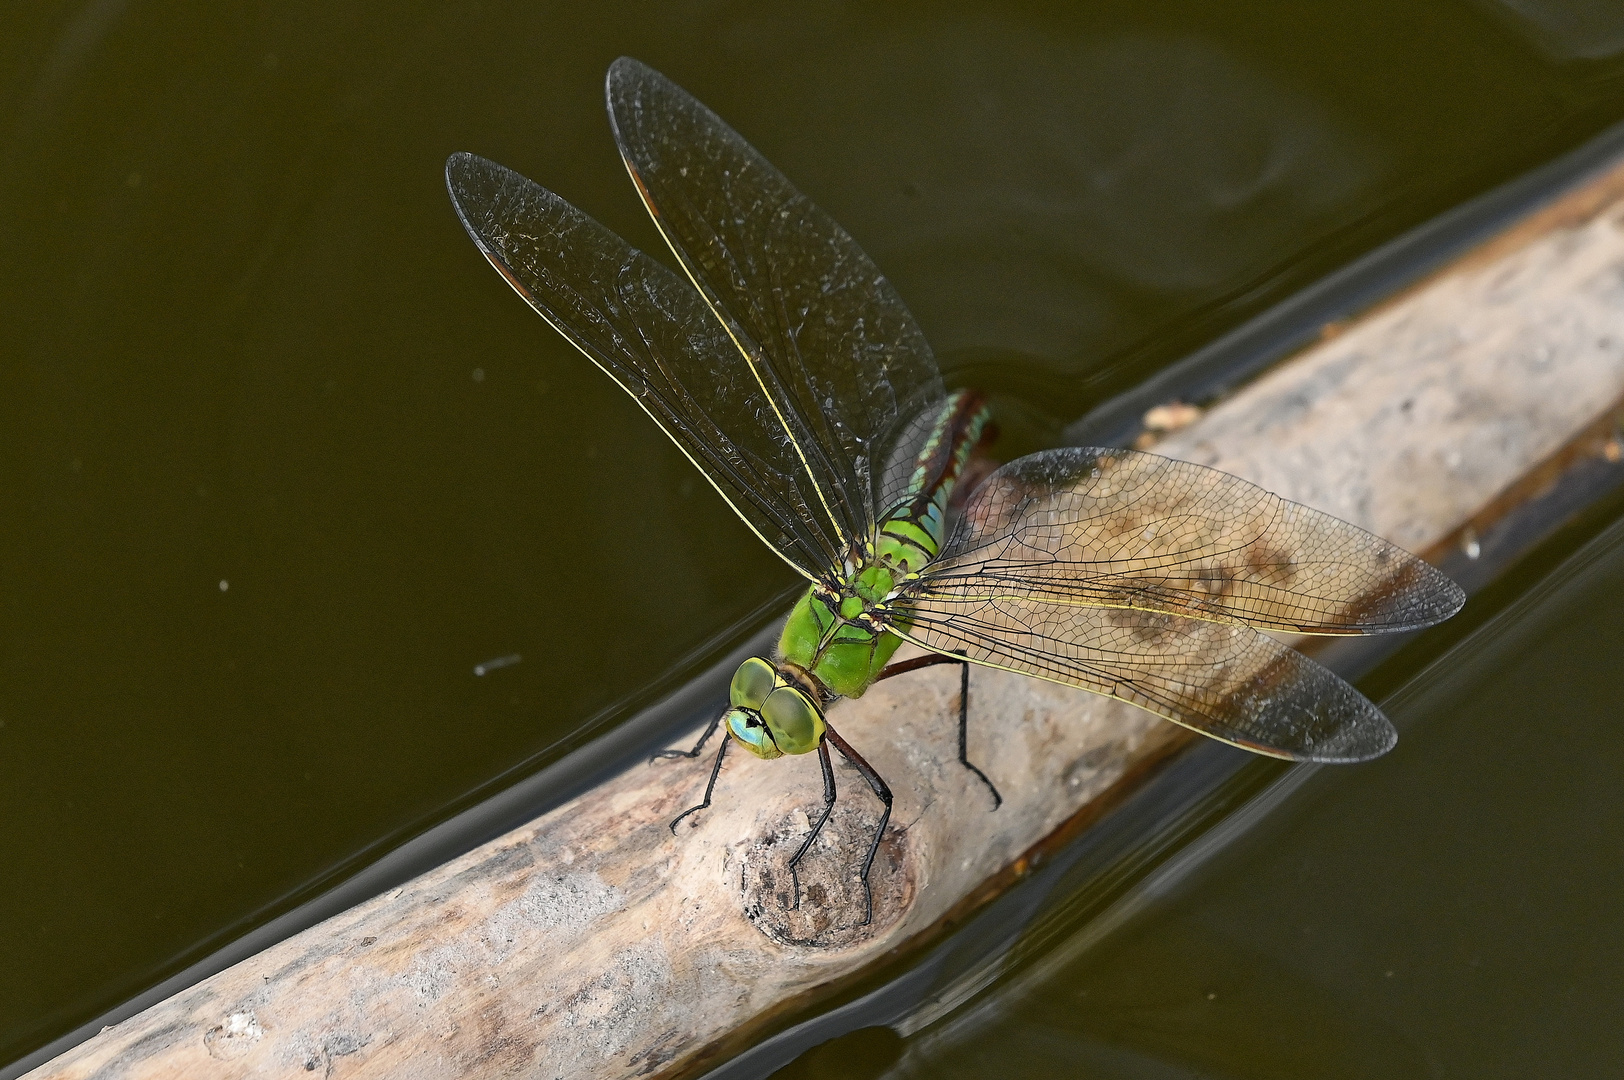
[4,0,1623,1072]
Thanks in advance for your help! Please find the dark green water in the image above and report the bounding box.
[3,0,1623,1070]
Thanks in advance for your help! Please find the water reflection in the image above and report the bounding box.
[789,30,1373,355]
[1476,0,1624,60]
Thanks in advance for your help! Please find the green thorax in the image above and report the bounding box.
[778,389,990,698]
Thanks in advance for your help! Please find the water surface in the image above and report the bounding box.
[3,0,1623,1067]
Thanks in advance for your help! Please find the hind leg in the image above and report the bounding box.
[877,651,1001,808]
[952,658,1001,808]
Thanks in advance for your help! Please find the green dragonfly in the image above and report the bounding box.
[446,58,1464,924]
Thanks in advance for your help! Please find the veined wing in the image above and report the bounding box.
[606,57,947,549]
[892,595,1394,762]
[446,151,842,579]
[913,448,1465,635]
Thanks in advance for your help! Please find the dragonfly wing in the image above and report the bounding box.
[891,594,1395,762]
[446,151,841,579]
[606,57,947,544]
[917,447,1464,634]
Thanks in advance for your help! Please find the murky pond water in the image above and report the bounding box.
[4,0,1624,1070]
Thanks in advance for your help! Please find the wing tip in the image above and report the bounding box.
[1279,662,1400,763]
[444,149,491,187]
[444,152,507,249]
[606,55,663,113]
[1371,560,1467,633]
[1438,571,1468,620]
[608,55,651,80]
[1206,707,1396,764]
[1304,717,1398,763]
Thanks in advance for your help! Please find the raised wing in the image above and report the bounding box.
[892,595,1394,762]
[912,447,1465,635]
[606,57,947,546]
[446,151,845,579]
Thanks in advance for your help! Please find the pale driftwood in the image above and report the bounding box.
[29,153,1624,1080]
[1149,162,1624,551]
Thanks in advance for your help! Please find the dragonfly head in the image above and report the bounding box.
[724,656,826,759]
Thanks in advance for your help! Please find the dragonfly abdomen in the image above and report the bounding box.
[873,389,990,574]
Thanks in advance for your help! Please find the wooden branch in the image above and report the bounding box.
[28,154,1624,1080]
[1151,160,1624,552]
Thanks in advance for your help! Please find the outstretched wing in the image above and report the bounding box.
[446,151,841,579]
[606,57,948,547]
[912,447,1465,634]
[892,595,1394,762]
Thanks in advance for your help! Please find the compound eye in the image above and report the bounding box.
[724,707,782,759]
[729,656,779,709]
[760,687,825,756]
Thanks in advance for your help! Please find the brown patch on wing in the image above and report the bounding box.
[922,447,1463,635]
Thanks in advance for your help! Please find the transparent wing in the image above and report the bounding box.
[446,151,845,579]
[892,595,1395,762]
[606,57,947,544]
[915,447,1465,634]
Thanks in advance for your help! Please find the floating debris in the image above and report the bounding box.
[474,653,522,676]
[1134,400,1203,448]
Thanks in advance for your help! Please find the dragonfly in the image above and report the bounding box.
[446,58,1465,925]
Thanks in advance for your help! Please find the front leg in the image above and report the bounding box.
[650,711,721,763]
[668,734,730,833]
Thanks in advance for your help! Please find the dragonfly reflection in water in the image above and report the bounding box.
[446,58,1464,924]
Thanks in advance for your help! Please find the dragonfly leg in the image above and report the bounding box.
[668,734,730,833]
[823,724,893,927]
[875,652,961,681]
[785,740,838,911]
[650,710,723,763]
[878,652,1000,809]
[954,657,1002,809]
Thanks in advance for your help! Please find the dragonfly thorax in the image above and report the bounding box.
[777,554,908,702]
[775,474,962,701]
